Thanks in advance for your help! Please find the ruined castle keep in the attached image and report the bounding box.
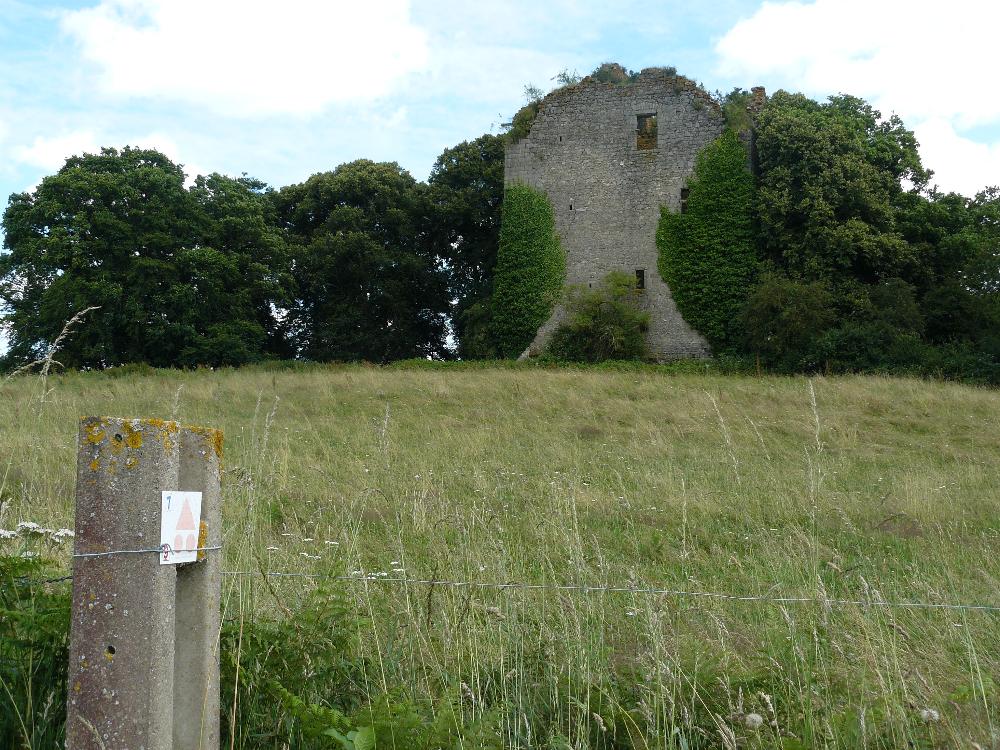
[504,68,727,359]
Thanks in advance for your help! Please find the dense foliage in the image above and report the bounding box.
[742,93,1000,381]
[425,135,505,359]
[1,64,998,382]
[490,184,565,358]
[0,556,70,749]
[274,160,449,363]
[546,271,650,362]
[0,148,289,368]
[657,129,757,351]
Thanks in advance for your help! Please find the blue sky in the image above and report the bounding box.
[1,0,998,352]
[2,0,996,202]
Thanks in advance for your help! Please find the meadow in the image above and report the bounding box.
[1,362,998,748]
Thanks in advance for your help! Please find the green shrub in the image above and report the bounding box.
[545,272,650,362]
[740,272,836,372]
[0,556,71,749]
[588,62,640,84]
[490,184,565,357]
[657,129,758,352]
[814,321,928,374]
[506,101,541,144]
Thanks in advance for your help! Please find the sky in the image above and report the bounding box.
[1,0,999,350]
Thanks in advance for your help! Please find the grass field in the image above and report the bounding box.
[1,363,998,748]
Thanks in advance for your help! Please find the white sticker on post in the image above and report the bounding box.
[160,491,202,565]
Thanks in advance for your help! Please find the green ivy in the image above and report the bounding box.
[491,184,565,358]
[656,128,758,351]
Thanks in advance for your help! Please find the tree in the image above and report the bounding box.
[426,134,504,359]
[0,147,291,369]
[185,173,295,364]
[275,160,449,362]
[754,92,929,286]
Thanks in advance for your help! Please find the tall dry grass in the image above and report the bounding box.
[1,363,998,747]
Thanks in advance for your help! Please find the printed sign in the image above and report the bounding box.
[159,491,202,565]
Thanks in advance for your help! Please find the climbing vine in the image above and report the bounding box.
[656,128,758,351]
[491,184,565,357]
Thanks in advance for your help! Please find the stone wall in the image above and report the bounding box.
[504,69,725,360]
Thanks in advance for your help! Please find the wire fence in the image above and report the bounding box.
[9,545,1000,614]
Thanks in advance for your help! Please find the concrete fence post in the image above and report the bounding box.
[67,417,223,750]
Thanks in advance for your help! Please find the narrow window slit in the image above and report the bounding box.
[636,113,657,150]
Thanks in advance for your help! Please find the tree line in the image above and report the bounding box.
[1,71,997,382]
[656,90,999,383]
[0,136,504,370]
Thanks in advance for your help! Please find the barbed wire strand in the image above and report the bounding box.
[72,545,222,559]
[221,570,1000,613]
[9,551,998,613]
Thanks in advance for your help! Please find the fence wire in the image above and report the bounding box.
[216,570,1000,613]
[7,550,1000,613]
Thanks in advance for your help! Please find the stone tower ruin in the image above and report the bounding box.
[504,67,728,360]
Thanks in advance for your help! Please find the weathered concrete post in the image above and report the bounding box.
[68,417,223,750]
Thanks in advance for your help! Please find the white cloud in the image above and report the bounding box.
[915,119,1000,196]
[715,0,1000,195]
[14,131,101,171]
[61,0,429,117]
[12,129,209,188]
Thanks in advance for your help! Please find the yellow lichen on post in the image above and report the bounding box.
[124,422,143,449]
[196,519,208,562]
[187,425,224,461]
[84,421,106,445]
[142,418,180,452]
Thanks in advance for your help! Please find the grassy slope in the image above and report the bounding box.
[1,365,998,747]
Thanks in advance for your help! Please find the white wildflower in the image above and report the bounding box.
[16,521,43,535]
[919,708,940,723]
[744,713,764,729]
[0,529,17,540]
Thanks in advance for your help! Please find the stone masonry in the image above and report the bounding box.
[505,68,727,360]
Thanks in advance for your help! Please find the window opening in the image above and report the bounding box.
[636,113,657,150]
[635,269,645,290]
[680,187,690,214]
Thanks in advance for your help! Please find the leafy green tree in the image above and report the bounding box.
[755,92,929,285]
[0,147,289,369]
[426,134,504,359]
[657,129,757,351]
[275,160,449,362]
[546,272,649,362]
[490,184,564,358]
[185,173,295,364]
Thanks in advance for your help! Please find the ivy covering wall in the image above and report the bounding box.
[656,129,757,351]
[491,184,565,357]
